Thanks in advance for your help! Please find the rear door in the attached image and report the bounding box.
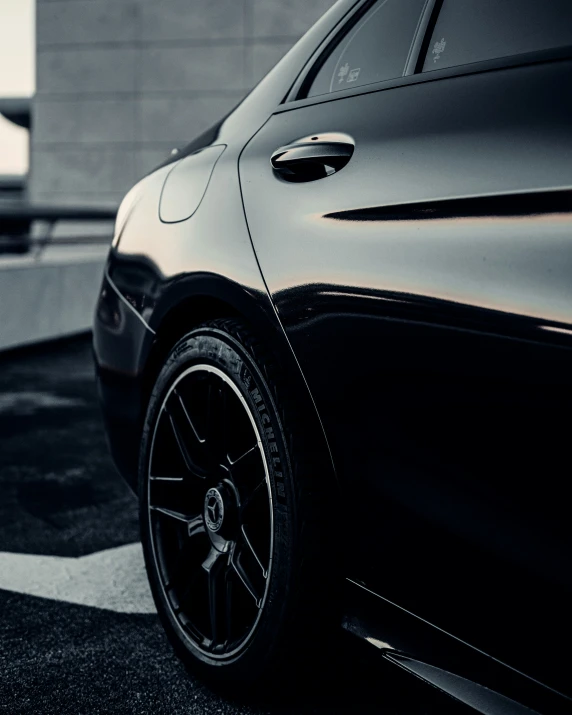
[239,0,572,696]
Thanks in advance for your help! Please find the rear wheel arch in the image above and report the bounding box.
[142,293,241,420]
[140,282,339,496]
[144,284,328,451]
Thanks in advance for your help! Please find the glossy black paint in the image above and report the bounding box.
[93,1,572,711]
[343,580,569,715]
[240,53,572,701]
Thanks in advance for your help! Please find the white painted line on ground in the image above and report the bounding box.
[0,542,157,614]
[0,391,84,414]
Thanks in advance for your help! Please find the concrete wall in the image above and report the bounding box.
[0,246,108,351]
[31,0,337,207]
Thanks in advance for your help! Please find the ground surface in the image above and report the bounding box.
[0,336,463,714]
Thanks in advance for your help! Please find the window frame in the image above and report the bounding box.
[279,0,572,114]
[285,0,435,103]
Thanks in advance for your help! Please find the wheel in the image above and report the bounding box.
[139,319,338,692]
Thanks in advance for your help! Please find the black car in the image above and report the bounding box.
[93,1,572,712]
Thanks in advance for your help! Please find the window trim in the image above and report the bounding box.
[404,0,440,75]
[286,0,376,103]
[278,43,572,115]
[285,0,438,103]
[280,0,572,115]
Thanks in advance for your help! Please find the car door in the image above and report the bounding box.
[239,0,572,697]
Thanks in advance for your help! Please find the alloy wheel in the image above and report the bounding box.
[147,364,273,657]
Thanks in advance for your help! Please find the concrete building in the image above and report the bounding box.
[0,97,31,201]
[31,0,337,208]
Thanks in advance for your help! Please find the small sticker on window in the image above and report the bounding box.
[347,67,361,82]
[337,62,350,83]
[432,37,446,62]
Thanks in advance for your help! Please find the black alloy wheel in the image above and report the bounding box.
[139,320,338,690]
[147,362,272,655]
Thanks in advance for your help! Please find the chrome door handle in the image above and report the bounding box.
[270,132,355,182]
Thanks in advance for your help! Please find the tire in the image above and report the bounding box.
[139,319,338,693]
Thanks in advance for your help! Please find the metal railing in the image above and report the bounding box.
[0,202,118,257]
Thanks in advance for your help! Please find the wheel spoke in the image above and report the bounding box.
[149,469,206,518]
[239,477,267,516]
[230,547,262,608]
[228,443,259,467]
[202,548,230,646]
[187,514,206,538]
[241,525,268,578]
[166,410,193,473]
[150,506,202,529]
[165,393,207,476]
[149,473,185,510]
[231,444,266,514]
[175,389,205,446]
[225,574,233,644]
[166,522,205,589]
[204,377,229,464]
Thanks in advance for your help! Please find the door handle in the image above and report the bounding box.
[270,132,355,182]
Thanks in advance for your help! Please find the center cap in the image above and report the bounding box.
[204,488,225,533]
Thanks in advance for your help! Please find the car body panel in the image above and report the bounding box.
[159,145,226,224]
[239,57,572,701]
[344,580,571,715]
[93,0,572,710]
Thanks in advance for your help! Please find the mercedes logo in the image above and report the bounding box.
[204,488,224,532]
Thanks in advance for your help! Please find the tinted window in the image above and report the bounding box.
[423,0,572,72]
[307,0,427,98]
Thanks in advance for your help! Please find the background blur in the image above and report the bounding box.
[1,0,336,207]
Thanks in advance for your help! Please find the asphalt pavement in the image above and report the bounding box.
[0,335,464,714]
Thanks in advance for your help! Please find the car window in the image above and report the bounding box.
[307,0,427,98]
[423,0,572,73]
